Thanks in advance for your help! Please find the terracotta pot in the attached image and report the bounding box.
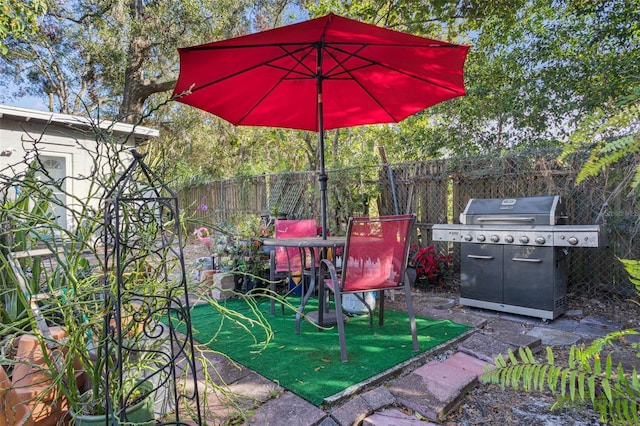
[1,365,32,426]
[1,327,70,426]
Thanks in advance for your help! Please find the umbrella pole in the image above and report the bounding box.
[319,135,328,240]
[317,43,328,240]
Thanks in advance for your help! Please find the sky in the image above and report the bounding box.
[2,81,49,111]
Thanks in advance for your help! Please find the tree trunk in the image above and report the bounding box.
[117,3,175,124]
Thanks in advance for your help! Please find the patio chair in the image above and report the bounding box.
[319,214,419,362]
[269,219,317,315]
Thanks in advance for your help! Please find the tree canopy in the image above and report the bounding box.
[308,0,639,159]
[1,0,638,181]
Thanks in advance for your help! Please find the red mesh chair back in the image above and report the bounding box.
[274,219,317,273]
[341,215,413,292]
[319,214,418,362]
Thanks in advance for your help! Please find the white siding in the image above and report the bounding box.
[0,105,159,230]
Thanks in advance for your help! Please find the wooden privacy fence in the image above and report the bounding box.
[177,149,639,302]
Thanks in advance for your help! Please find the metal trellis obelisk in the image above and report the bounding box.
[102,150,202,424]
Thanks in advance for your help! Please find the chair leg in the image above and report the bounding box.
[378,290,384,327]
[332,288,348,362]
[403,284,419,352]
[269,250,276,316]
[281,273,289,315]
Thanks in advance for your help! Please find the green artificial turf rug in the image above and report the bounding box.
[184,296,471,406]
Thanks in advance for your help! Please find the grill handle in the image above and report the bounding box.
[467,255,494,260]
[511,257,543,263]
[476,216,536,223]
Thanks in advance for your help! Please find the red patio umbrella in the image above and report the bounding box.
[172,13,468,238]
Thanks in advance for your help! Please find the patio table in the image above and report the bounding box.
[263,236,346,333]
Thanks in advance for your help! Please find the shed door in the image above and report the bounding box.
[36,155,68,230]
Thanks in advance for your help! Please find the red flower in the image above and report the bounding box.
[410,246,451,284]
[316,226,331,236]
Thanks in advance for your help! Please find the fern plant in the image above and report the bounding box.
[483,330,640,424]
[621,258,640,306]
[558,87,640,190]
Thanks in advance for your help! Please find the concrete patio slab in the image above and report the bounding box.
[455,332,515,363]
[363,408,439,425]
[448,312,489,329]
[545,316,580,332]
[441,352,490,380]
[492,330,543,353]
[247,391,327,425]
[329,394,374,426]
[527,327,582,347]
[360,387,396,411]
[387,356,478,421]
[423,296,456,310]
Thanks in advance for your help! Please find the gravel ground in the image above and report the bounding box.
[181,237,639,425]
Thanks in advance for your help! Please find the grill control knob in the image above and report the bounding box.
[519,236,529,244]
[477,234,486,242]
[535,237,546,244]
[504,235,514,243]
[464,234,473,242]
[490,235,500,242]
[567,236,579,245]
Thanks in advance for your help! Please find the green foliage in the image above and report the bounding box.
[0,0,47,55]
[0,110,273,422]
[3,0,640,181]
[0,0,255,116]
[307,0,640,157]
[621,259,640,310]
[484,331,640,424]
[0,162,59,322]
[559,97,640,190]
[329,165,381,227]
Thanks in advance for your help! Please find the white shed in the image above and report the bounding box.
[0,105,159,230]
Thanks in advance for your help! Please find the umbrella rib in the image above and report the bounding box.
[264,45,316,79]
[236,45,318,125]
[320,45,399,122]
[325,44,463,122]
[186,45,316,94]
[326,44,462,93]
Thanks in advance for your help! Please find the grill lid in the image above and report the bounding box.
[459,195,567,225]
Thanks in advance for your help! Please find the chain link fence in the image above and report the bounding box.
[178,149,639,303]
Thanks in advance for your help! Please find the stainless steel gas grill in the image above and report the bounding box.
[432,195,603,320]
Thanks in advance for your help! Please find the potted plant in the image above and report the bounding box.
[0,219,163,424]
[56,275,163,425]
[206,215,271,292]
[409,245,452,286]
[237,238,270,292]
[0,153,165,424]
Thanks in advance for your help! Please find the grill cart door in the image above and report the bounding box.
[503,246,567,317]
[460,244,503,304]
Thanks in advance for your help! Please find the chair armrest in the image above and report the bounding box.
[319,258,340,285]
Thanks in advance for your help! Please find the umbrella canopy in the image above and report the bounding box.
[173,13,469,237]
